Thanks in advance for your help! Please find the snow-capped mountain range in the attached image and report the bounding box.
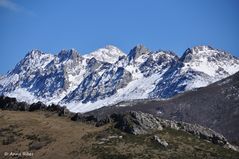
[0,45,239,113]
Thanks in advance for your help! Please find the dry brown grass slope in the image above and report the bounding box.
[0,110,239,159]
[0,110,105,159]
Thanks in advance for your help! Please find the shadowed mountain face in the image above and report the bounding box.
[86,71,239,145]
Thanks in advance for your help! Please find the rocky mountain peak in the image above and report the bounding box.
[25,49,46,59]
[105,45,121,50]
[102,45,125,57]
[84,45,125,64]
[128,44,150,62]
[10,49,54,75]
[154,50,178,56]
[180,45,231,63]
[57,49,80,62]
[191,45,214,53]
[181,45,212,58]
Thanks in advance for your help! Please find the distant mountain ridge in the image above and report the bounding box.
[0,45,239,112]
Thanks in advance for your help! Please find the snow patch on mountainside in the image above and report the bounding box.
[5,88,39,104]
[64,72,167,113]
[84,45,125,64]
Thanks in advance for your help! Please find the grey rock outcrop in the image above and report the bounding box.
[111,111,163,135]
[29,101,47,111]
[0,96,30,111]
[128,44,150,62]
[111,111,230,148]
[177,122,227,145]
[153,135,168,147]
[0,96,72,118]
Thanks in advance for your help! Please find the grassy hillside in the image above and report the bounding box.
[0,110,239,159]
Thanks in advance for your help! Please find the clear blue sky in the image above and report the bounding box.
[0,0,239,74]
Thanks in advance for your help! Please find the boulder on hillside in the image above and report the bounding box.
[153,135,168,147]
[17,102,30,111]
[29,102,47,111]
[111,111,163,135]
[71,113,98,124]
